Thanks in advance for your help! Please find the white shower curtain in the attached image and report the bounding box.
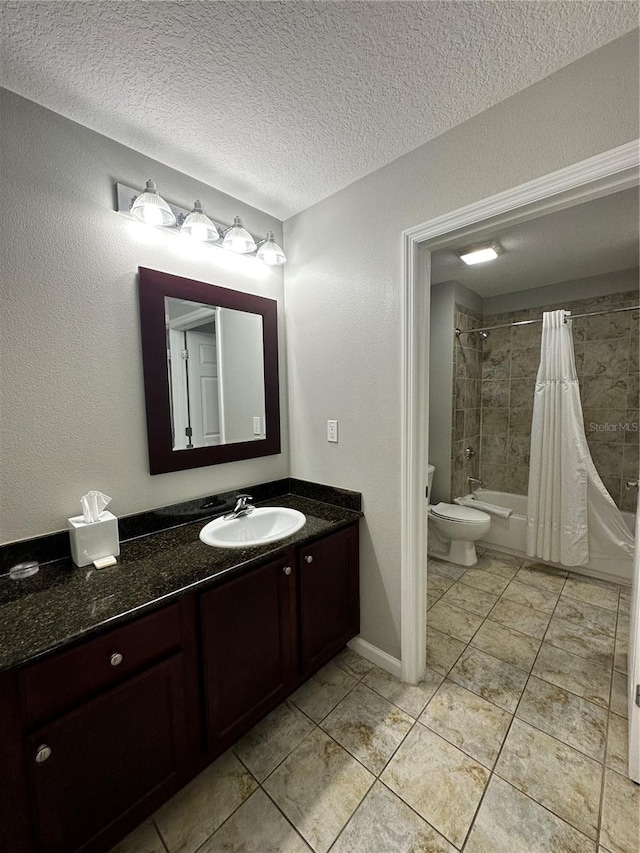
[526,309,634,566]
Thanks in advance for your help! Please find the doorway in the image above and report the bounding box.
[399,140,639,685]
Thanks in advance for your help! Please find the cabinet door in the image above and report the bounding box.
[201,553,297,753]
[299,524,360,675]
[27,655,187,853]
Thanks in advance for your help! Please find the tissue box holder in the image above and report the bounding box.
[68,511,120,567]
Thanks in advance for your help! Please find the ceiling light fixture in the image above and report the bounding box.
[222,216,258,254]
[459,243,502,265]
[256,231,287,266]
[116,182,285,265]
[180,200,219,242]
[130,180,177,227]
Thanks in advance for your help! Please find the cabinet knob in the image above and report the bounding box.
[283,565,292,576]
[35,744,52,764]
[110,652,123,667]
[305,555,313,564]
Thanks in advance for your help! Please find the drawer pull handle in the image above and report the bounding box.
[283,565,292,576]
[110,652,123,667]
[305,555,313,564]
[35,745,52,764]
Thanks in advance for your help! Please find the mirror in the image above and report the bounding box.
[138,267,280,474]
[165,298,266,449]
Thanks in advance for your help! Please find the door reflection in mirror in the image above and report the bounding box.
[165,297,266,450]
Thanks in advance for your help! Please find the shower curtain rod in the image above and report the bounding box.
[455,304,639,337]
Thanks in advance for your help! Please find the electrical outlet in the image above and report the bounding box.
[253,417,261,436]
[327,420,338,442]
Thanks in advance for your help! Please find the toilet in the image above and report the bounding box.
[427,464,491,567]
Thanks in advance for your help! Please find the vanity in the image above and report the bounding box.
[0,268,361,852]
[0,486,361,853]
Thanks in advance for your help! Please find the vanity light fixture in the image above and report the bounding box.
[222,216,258,254]
[180,200,220,242]
[116,181,286,265]
[256,231,287,266]
[130,180,177,227]
[459,242,503,265]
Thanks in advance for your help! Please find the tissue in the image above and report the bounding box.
[81,490,111,524]
[69,491,120,567]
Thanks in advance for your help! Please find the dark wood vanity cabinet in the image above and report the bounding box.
[7,521,359,853]
[201,551,298,754]
[299,525,360,675]
[199,524,360,755]
[12,599,199,853]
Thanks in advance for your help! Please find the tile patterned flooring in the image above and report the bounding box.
[111,548,639,853]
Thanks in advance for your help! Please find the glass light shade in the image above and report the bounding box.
[131,180,176,227]
[256,231,286,265]
[181,200,219,242]
[222,216,257,254]
[459,244,501,265]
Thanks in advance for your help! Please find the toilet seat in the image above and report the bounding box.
[430,502,490,524]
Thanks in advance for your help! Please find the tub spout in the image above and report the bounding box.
[467,477,484,491]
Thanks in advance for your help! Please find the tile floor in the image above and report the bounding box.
[111,548,639,853]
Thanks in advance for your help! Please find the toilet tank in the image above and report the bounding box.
[427,464,435,505]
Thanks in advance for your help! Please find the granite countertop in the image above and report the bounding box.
[0,494,361,672]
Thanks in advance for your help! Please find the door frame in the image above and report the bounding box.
[399,139,640,683]
[630,499,640,782]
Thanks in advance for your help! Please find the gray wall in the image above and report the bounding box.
[453,282,483,316]
[428,281,484,504]
[428,282,455,503]
[283,32,639,659]
[483,267,640,315]
[0,89,288,543]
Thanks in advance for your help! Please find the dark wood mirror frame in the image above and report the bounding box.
[138,267,281,474]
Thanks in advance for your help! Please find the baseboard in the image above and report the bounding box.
[347,636,403,679]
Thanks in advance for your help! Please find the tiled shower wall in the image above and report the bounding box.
[478,289,639,511]
[451,303,482,499]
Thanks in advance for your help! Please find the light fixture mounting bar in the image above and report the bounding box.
[114,182,263,247]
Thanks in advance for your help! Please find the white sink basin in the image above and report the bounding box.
[199,507,306,549]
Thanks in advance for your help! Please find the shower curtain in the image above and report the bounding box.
[526,309,634,566]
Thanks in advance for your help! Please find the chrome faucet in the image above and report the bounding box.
[467,477,484,491]
[225,494,255,519]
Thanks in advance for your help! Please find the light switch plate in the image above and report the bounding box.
[327,420,338,442]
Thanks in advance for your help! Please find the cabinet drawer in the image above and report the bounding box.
[20,604,182,726]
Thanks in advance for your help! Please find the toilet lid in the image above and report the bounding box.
[431,502,489,523]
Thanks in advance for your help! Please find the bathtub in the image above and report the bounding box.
[470,488,635,585]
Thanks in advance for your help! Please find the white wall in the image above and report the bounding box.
[284,32,639,659]
[0,89,288,543]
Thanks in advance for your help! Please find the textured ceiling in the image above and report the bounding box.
[1,2,638,219]
[431,188,640,297]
